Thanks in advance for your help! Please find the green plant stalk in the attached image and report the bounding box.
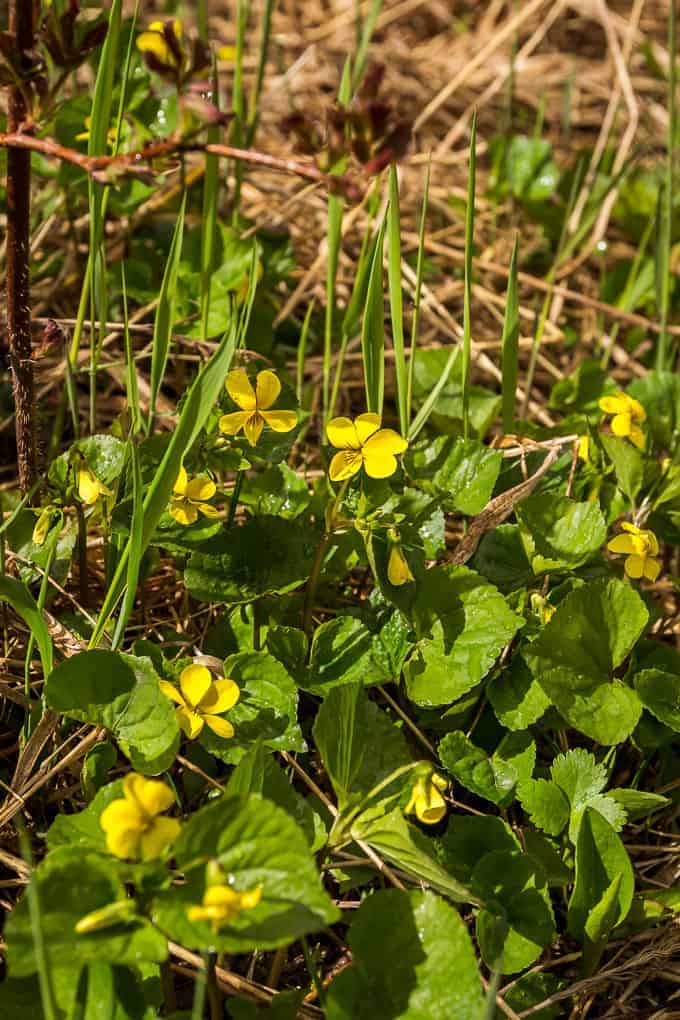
[301,936,326,1008]
[462,111,477,441]
[190,953,209,1020]
[200,59,220,341]
[227,469,245,528]
[296,299,315,406]
[245,0,276,148]
[23,519,60,738]
[302,479,349,638]
[16,816,57,1020]
[121,262,141,433]
[352,0,383,89]
[601,212,654,370]
[406,161,431,425]
[231,0,249,223]
[387,164,408,435]
[656,0,676,369]
[501,235,520,433]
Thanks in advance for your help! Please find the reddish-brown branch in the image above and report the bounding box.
[0,131,361,198]
[5,2,37,495]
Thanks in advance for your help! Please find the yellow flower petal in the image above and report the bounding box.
[177,706,204,739]
[180,664,213,708]
[599,393,628,414]
[260,409,298,433]
[200,678,240,714]
[139,817,180,860]
[169,498,198,526]
[197,502,220,518]
[226,369,257,411]
[78,469,103,506]
[354,413,382,445]
[159,680,186,707]
[387,544,414,586]
[204,714,235,739]
[100,797,144,836]
[645,531,659,556]
[218,410,251,436]
[629,424,645,449]
[174,466,188,496]
[243,413,265,447]
[644,558,661,582]
[607,535,637,555]
[327,417,360,451]
[329,449,363,481]
[137,30,172,65]
[624,554,645,579]
[363,428,408,457]
[255,370,281,410]
[125,774,175,817]
[185,476,216,502]
[620,522,638,534]
[629,396,646,423]
[238,887,262,910]
[611,413,632,438]
[577,435,589,462]
[105,824,141,860]
[362,449,399,479]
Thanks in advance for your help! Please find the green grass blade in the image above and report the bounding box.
[147,191,187,434]
[361,217,386,416]
[231,0,249,221]
[387,164,407,435]
[89,322,238,648]
[16,817,57,1020]
[657,0,676,369]
[501,235,520,433]
[408,346,457,442]
[297,299,315,407]
[462,111,477,441]
[406,161,431,424]
[121,263,141,434]
[245,0,276,147]
[111,441,143,650]
[353,0,383,89]
[0,576,53,677]
[200,59,220,340]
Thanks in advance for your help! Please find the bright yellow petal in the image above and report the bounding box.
[416,787,447,825]
[199,678,240,714]
[106,825,141,860]
[100,798,144,836]
[363,428,408,458]
[137,30,170,62]
[624,554,645,579]
[185,476,216,502]
[329,449,363,481]
[140,817,181,860]
[327,417,360,451]
[125,774,175,817]
[197,502,220,518]
[177,706,204,739]
[611,413,632,438]
[159,680,186,707]
[218,410,251,436]
[645,531,659,556]
[78,469,101,506]
[354,413,382,445]
[169,499,198,526]
[644,558,661,582]
[238,887,262,911]
[243,413,265,446]
[255,370,281,410]
[204,714,235,739]
[180,664,213,708]
[174,466,188,496]
[607,535,637,555]
[226,369,257,411]
[260,409,297,433]
[620,522,639,534]
[387,545,414,586]
[362,447,400,479]
[629,424,645,449]
[577,435,589,462]
[599,394,628,414]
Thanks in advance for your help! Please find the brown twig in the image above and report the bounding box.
[5,2,37,495]
[0,132,360,198]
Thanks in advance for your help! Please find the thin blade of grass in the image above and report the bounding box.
[387,164,407,435]
[200,59,220,340]
[231,0,249,222]
[501,235,520,433]
[656,0,676,369]
[89,319,238,648]
[361,217,386,416]
[111,441,143,650]
[147,191,187,434]
[16,817,57,1020]
[121,262,141,434]
[406,160,431,424]
[245,0,276,147]
[297,299,315,407]
[408,346,457,442]
[0,575,53,677]
[352,0,383,89]
[462,110,477,441]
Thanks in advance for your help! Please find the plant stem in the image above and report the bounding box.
[227,469,244,527]
[302,479,349,638]
[6,0,37,496]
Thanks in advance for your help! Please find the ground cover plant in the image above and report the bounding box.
[1,1,680,1018]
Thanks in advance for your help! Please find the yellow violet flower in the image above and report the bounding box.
[218,369,297,447]
[78,467,112,507]
[99,773,180,861]
[76,115,118,149]
[170,466,219,525]
[577,435,589,462]
[32,508,52,546]
[598,391,646,449]
[607,521,661,582]
[405,771,448,825]
[188,883,262,932]
[388,543,414,586]
[326,413,407,482]
[136,19,183,69]
[160,663,240,740]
